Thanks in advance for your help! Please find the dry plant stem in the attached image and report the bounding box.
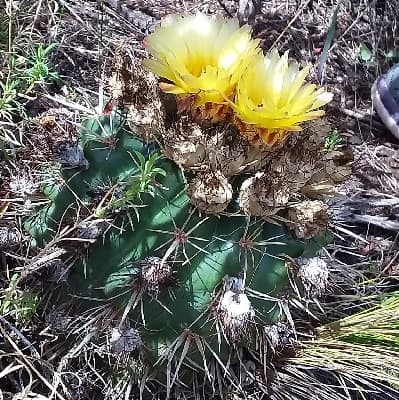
[5,0,13,54]
[0,323,66,400]
[0,316,40,359]
[271,0,311,48]
[51,330,97,397]
[285,291,399,395]
[0,364,24,380]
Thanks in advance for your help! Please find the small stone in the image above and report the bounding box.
[0,226,22,249]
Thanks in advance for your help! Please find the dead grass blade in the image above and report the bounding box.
[317,4,339,82]
[284,291,399,396]
[0,323,67,400]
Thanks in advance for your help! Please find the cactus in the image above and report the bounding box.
[24,28,351,392]
[24,109,333,387]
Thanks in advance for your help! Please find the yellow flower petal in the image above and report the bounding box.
[143,13,260,106]
[232,50,332,144]
[159,82,187,94]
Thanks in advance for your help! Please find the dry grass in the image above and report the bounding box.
[1,0,399,399]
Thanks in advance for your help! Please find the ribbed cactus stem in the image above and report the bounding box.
[25,113,333,386]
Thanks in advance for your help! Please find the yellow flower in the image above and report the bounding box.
[143,13,260,107]
[232,50,333,146]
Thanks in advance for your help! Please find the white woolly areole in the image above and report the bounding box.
[219,290,254,343]
[217,276,254,343]
[220,291,254,319]
[297,257,329,296]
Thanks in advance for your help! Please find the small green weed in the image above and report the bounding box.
[0,3,60,159]
[130,151,167,198]
[0,42,58,149]
[324,129,343,152]
[359,43,399,67]
[111,152,167,210]
[0,273,39,323]
[24,43,59,85]
[0,42,58,119]
[358,42,377,69]
[359,43,372,63]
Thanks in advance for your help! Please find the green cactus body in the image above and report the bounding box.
[25,114,331,378]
